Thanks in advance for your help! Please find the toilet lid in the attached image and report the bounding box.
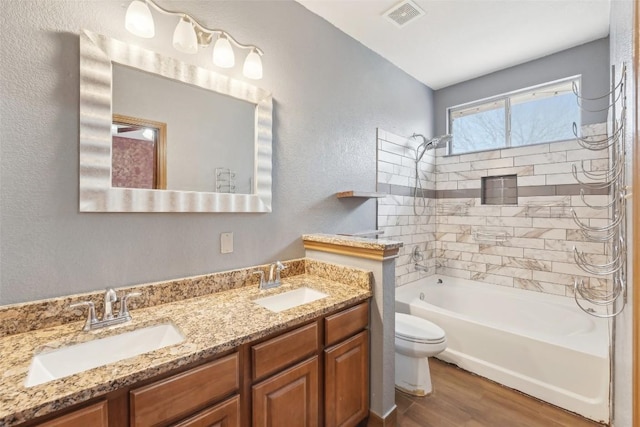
[396,313,445,343]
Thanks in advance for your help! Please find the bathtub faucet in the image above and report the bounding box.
[415,263,429,273]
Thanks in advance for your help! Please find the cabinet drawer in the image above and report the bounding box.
[324,302,368,346]
[173,395,240,427]
[252,322,319,381]
[39,401,108,427]
[130,353,239,427]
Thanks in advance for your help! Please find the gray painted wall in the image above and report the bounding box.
[433,37,610,135]
[609,0,635,425]
[0,0,434,304]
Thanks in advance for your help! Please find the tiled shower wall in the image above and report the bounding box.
[377,129,436,286]
[377,124,611,297]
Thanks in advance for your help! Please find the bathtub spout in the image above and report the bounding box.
[415,263,429,273]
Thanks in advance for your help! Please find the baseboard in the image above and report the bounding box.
[366,407,398,427]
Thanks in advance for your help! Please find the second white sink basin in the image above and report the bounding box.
[25,322,185,387]
[254,287,329,313]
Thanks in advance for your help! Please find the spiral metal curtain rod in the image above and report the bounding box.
[124,0,264,79]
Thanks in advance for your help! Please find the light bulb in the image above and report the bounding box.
[213,35,235,68]
[243,49,263,80]
[172,17,198,54]
[125,0,155,38]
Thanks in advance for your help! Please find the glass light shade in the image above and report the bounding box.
[213,36,235,68]
[243,50,263,80]
[125,0,155,38]
[172,18,198,54]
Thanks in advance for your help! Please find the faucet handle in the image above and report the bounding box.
[253,270,266,289]
[69,301,98,331]
[275,261,287,282]
[119,292,141,319]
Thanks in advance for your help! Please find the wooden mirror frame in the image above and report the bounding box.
[79,30,273,212]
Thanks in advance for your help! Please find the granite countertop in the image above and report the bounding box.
[0,274,371,425]
[302,233,403,250]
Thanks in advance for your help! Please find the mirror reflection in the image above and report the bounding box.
[112,63,256,194]
[112,114,167,189]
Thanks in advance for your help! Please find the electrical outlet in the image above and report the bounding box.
[220,232,233,254]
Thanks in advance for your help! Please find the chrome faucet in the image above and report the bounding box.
[254,261,287,290]
[70,288,141,331]
[103,287,117,320]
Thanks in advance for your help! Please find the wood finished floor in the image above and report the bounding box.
[396,359,605,427]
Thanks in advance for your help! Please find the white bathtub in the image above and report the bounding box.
[395,276,610,423]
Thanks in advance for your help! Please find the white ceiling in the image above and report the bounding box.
[296,0,611,90]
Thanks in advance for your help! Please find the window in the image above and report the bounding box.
[447,77,581,155]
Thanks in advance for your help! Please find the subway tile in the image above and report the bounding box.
[523,248,573,263]
[488,165,535,176]
[437,267,472,279]
[590,158,610,171]
[471,157,514,170]
[379,140,412,158]
[552,261,594,276]
[514,152,566,166]
[546,173,582,185]
[448,170,489,180]
[439,241,481,253]
[436,154,460,165]
[479,245,524,257]
[570,206,611,219]
[458,179,482,189]
[436,181,458,190]
[443,216,487,226]
[437,189,482,199]
[501,143,549,158]
[502,237,546,249]
[545,239,605,254]
[566,149,608,161]
[486,265,532,279]
[460,150,501,163]
[437,162,472,173]
[513,279,567,296]
[486,217,533,227]
[441,259,487,273]
[503,257,551,271]
[470,272,514,287]
[533,162,575,175]
[531,217,581,229]
[377,149,403,165]
[513,227,567,240]
[468,253,503,265]
[532,270,584,287]
[549,140,583,152]
[437,224,472,233]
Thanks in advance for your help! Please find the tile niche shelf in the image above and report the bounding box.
[336,191,387,199]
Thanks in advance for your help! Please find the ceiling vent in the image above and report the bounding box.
[383,0,425,28]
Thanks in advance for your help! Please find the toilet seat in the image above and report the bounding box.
[396,313,446,344]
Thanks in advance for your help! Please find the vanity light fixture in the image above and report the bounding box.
[124,0,264,79]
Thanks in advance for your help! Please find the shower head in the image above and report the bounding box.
[412,133,452,162]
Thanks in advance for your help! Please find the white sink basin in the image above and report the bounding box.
[25,322,184,387]
[254,287,329,313]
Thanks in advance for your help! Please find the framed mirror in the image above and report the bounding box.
[79,30,273,212]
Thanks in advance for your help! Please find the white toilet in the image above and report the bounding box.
[395,312,447,396]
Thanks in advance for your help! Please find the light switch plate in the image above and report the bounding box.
[220,232,233,254]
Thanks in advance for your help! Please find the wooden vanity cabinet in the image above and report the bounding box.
[24,300,369,427]
[37,400,109,427]
[323,302,370,427]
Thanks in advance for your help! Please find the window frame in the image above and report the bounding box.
[445,75,582,156]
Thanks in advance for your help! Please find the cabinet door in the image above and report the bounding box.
[38,401,108,427]
[324,331,369,427]
[173,395,240,427]
[252,357,318,427]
